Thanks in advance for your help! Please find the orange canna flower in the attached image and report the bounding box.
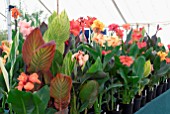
[119,56,134,67]
[166,58,170,64]
[17,73,28,83]
[91,20,105,33]
[11,7,21,19]
[157,51,167,61]
[24,82,34,91]
[29,73,41,84]
[122,23,130,30]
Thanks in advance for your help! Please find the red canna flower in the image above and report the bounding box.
[115,29,124,38]
[108,23,119,31]
[122,23,130,30]
[137,42,147,49]
[102,50,111,55]
[85,16,97,28]
[11,7,21,19]
[70,19,81,36]
[166,58,170,64]
[119,56,134,67]
[167,44,170,50]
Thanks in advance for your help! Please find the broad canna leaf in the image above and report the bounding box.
[22,28,45,65]
[144,60,151,77]
[50,73,72,111]
[27,41,56,73]
[129,43,139,58]
[79,80,99,112]
[44,10,70,54]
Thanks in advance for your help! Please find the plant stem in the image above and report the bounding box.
[9,103,13,114]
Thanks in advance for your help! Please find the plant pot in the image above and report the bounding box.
[167,78,170,89]
[162,82,168,93]
[133,95,142,113]
[146,90,153,103]
[121,103,133,114]
[156,84,164,97]
[152,85,157,99]
[140,95,146,107]
[103,110,122,114]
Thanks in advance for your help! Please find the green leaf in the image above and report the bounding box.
[48,12,57,27]
[61,52,75,76]
[34,85,50,110]
[144,47,153,59]
[0,58,9,92]
[119,68,128,84]
[45,108,57,114]
[82,45,99,60]
[125,29,133,44]
[156,64,170,77]
[129,43,139,57]
[132,56,145,78]
[104,84,123,93]
[79,80,99,110]
[8,89,46,114]
[50,73,72,111]
[144,60,152,77]
[44,10,70,54]
[127,76,140,84]
[153,56,161,72]
[87,57,103,74]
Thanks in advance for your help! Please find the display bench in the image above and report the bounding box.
[135,89,170,114]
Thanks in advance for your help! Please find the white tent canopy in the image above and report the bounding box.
[0,0,170,45]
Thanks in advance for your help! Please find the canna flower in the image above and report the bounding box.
[167,44,170,50]
[122,23,130,30]
[91,20,105,33]
[107,36,121,47]
[119,56,134,67]
[166,58,170,64]
[158,42,164,47]
[137,42,147,49]
[131,28,144,42]
[70,19,81,36]
[157,51,168,61]
[18,20,34,38]
[11,7,21,19]
[102,50,111,55]
[92,33,106,46]
[72,50,89,66]
[115,29,124,38]
[0,40,11,64]
[16,72,41,91]
[84,16,97,28]
[108,23,119,31]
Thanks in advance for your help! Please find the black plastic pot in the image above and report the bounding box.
[156,84,164,97]
[121,103,133,114]
[140,95,146,107]
[162,82,168,93]
[146,90,153,103]
[152,85,157,99]
[167,78,170,89]
[133,95,142,113]
[104,110,122,114]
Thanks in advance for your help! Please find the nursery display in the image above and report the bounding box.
[1,7,170,114]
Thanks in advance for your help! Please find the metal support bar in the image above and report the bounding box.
[38,0,52,14]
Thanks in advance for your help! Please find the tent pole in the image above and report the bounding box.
[6,0,12,41]
[57,0,59,15]
[111,0,127,24]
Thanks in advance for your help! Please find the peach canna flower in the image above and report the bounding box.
[137,42,147,49]
[11,7,21,19]
[107,36,121,47]
[92,33,106,46]
[119,56,134,67]
[29,73,41,84]
[24,82,34,91]
[166,58,170,64]
[158,42,164,47]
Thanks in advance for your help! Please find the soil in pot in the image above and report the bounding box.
[121,103,133,114]
[133,95,142,113]
[156,84,164,97]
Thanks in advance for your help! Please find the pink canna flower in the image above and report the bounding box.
[158,42,164,47]
[119,56,134,67]
[137,42,147,49]
[166,58,170,64]
[122,23,130,30]
[108,23,119,31]
[18,20,34,38]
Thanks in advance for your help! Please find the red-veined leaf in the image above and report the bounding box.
[50,73,72,111]
[22,28,45,65]
[27,41,56,73]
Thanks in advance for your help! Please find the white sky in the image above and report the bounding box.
[0,0,170,46]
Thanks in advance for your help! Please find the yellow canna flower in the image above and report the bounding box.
[107,36,122,47]
[157,51,168,61]
[91,20,105,33]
